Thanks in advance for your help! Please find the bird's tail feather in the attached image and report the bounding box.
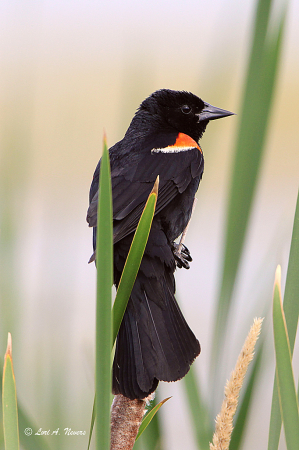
[112,267,200,399]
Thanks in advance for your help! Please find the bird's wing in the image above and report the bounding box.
[87,132,204,244]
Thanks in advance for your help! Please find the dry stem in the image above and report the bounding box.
[210,317,263,450]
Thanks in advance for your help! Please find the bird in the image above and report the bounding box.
[87,89,234,400]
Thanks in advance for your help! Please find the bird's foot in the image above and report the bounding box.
[172,242,192,269]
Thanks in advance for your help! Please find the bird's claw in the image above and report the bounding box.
[172,242,192,269]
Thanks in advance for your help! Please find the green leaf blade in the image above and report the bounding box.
[95,136,113,450]
[268,189,299,450]
[212,0,288,386]
[2,334,19,450]
[136,397,162,450]
[273,267,299,450]
[282,189,299,352]
[183,367,212,450]
[112,177,159,345]
[135,397,170,442]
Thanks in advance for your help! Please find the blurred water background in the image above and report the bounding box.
[0,1,299,449]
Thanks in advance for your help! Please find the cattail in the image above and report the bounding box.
[110,393,154,450]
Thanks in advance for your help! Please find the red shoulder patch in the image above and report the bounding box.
[174,133,200,150]
[151,133,202,154]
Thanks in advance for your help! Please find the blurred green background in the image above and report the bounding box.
[0,0,298,449]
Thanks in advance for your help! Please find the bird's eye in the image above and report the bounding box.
[181,105,192,114]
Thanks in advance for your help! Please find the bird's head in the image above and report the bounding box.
[138,89,234,142]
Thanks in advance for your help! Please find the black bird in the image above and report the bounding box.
[87,89,233,399]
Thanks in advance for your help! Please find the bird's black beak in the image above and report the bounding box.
[196,103,235,122]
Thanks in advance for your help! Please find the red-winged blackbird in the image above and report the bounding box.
[87,89,233,400]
